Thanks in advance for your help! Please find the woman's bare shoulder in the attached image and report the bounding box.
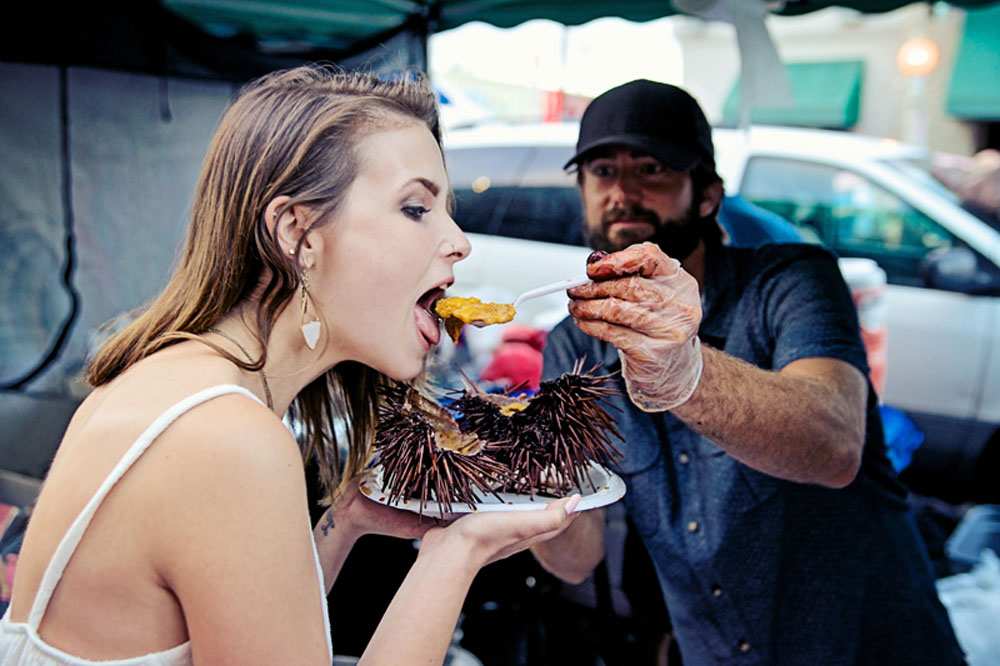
[70,341,304,495]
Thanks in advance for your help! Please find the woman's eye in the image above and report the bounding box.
[402,205,430,221]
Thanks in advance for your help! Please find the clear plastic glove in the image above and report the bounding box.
[568,242,704,412]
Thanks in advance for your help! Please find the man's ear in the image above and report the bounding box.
[699,180,724,219]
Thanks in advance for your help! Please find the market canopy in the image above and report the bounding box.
[721,60,864,129]
[947,4,1000,120]
[163,1,1000,43]
[5,1,1000,80]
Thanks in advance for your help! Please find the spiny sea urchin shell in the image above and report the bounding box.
[374,382,507,515]
[374,360,621,513]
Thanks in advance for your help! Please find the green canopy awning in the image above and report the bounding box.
[947,5,1000,120]
[6,2,1000,83]
[721,60,864,129]
[161,1,1000,52]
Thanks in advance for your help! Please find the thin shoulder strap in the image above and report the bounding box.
[27,384,264,629]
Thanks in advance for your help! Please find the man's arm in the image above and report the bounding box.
[569,243,868,489]
[531,507,606,584]
[673,349,865,488]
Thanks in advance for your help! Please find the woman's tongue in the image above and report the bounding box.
[414,305,441,346]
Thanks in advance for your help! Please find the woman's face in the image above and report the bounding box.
[313,122,470,380]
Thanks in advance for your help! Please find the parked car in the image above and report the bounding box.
[442,121,1000,498]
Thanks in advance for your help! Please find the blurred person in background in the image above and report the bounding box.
[478,325,548,392]
[531,79,965,665]
[933,149,1000,232]
[0,66,581,666]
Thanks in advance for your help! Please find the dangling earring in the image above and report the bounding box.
[300,271,321,350]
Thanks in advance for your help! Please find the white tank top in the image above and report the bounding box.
[0,385,332,665]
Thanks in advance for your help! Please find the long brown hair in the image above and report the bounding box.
[86,65,441,503]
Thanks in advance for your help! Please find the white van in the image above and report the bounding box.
[442,122,1000,496]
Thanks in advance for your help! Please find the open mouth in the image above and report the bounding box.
[414,286,447,348]
[417,287,446,320]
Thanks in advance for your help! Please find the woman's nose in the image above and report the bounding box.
[443,220,471,261]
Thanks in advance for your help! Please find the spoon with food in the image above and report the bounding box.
[434,275,590,342]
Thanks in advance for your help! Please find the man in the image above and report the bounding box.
[531,80,964,665]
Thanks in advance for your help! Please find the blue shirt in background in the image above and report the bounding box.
[718,194,801,247]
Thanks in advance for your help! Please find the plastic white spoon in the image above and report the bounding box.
[511,275,591,309]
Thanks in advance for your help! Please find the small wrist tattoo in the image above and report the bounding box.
[319,511,335,537]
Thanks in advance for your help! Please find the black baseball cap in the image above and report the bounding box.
[564,79,715,172]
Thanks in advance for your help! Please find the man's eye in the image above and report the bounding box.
[637,163,664,176]
[590,165,615,178]
[402,205,430,221]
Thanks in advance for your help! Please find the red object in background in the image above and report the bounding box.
[543,90,565,122]
[543,90,592,122]
[479,326,548,390]
[860,326,888,396]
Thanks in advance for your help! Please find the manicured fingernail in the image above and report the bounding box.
[565,495,582,514]
[587,250,608,264]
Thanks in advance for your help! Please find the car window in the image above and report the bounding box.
[445,145,584,246]
[741,156,958,287]
[453,186,585,246]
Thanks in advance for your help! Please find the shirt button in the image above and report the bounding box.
[738,641,752,653]
[711,585,723,597]
[678,452,690,464]
[687,520,700,533]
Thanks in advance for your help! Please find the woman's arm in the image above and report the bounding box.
[312,477,438,594]
[311,510,358,595]
[360,497,581,665]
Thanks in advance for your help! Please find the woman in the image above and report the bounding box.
[0,66,581,665]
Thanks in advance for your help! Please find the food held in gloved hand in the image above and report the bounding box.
[569,242,704,412]
[434,296,516,342]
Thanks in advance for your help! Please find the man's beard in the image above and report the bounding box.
[586,201,709,261]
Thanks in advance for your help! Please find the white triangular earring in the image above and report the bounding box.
[300,272,321,350]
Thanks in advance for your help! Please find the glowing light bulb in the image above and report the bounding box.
[897,37,940,78]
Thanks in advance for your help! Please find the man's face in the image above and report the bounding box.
[579,148,701,258]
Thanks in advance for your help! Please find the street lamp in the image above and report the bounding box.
[897,36,941,78]
[896,36,941,149]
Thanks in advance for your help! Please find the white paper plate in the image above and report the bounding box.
[360,461,626,515]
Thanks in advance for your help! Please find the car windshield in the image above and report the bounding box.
[879,157,961,205]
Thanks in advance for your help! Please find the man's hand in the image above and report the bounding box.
[569,242,704,412]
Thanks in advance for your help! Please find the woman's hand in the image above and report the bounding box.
[419,495,582,570]
[319,476,439,544]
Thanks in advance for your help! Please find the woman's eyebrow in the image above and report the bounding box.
[404,177,440,197]
[404,176,454,214]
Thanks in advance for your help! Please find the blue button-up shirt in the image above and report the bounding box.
[543,241,965,665]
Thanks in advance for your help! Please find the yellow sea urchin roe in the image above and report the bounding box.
[435,297,517,342]
[499,401,529,417]
[435,297,516,325]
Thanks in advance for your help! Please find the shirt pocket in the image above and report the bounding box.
[611,409,665,475]
[693,435,781,511]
